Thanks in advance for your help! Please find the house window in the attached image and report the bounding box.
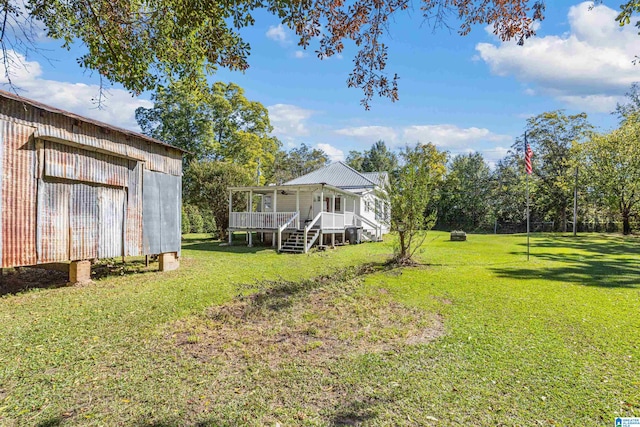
[365,200,371,212]
[334,197,341,212]
[264,195,272,209]
[314,195,321,202]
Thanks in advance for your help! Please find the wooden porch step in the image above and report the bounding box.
[280,229,320,254]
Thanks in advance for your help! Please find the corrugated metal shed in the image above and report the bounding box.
[284,162,377,189]
[0,90,183,269]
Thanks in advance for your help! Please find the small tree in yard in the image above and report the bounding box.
[183,160,253,240]
[386,143,447,264]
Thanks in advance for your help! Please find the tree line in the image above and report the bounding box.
[137,78,640,266]
[344,86,640,238]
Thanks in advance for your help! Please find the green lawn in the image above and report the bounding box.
[0,232,639,426]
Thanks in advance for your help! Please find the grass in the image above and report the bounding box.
[0,232,639,426]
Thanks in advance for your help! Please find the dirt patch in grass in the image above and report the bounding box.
[171,269,444,368]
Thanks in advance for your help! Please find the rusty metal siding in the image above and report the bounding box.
[98,187,125,258]
[44,141,130,187]
[0,96,182,176]
[0,94,182,268]
[70,183,98,261]
[36,180,70,263]
[0,124,3,262]
[126,162,143,256]
[1,120,37,268]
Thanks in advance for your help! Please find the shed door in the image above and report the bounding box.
[69,183,99,261]
[98,187,126,258]
[37,181,70,263]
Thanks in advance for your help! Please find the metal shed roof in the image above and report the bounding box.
[0,89,185,152]
[284,161,377,188]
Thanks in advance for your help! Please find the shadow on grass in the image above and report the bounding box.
[183,240,277,254]
[132,396,388,427]
[0,268,68,297]
[0,258,159,297]
[222,262,396,313]
[492,236,640,288]
[35,417,63,427]
[330,398,382,426]
[531,234,640,256]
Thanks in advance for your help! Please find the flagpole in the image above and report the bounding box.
[526,166,530,261]
[525,132,530,261]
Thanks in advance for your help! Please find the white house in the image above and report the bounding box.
[227,162,390,253]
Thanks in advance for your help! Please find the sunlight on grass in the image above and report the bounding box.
[0,232,638,426]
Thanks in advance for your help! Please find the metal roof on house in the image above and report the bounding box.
[284,161,378,188]
[361,171,388,187]
[0,89,186,152]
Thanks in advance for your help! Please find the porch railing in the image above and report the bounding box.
[320,212,344,229]
[353,213,382,240]
[230,212,298,229]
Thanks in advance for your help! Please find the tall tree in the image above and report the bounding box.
[577,120,640,234]
[345,150,365,172]
[614,82,640,123]
[3,0,546,106]
[136,81,280,180]
[183,161,253,239]
[438,153,493,230]
[490,152,531,231]
[346,140,398,172]
[523,111,592,231]
[272,144,331,184]
[386,143,446,264]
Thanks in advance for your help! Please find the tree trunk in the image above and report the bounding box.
[398,231,406,260]
[622,212,631,235]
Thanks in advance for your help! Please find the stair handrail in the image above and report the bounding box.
[303,211,323,253]
[353,213,382,240]
[304,211,323,233]
[278,212,300,251]
[278,212,300,233]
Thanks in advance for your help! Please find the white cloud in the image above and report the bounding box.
[334,126,398,143]
[554,94,622,113]
[268,103,314,138]
[402,124,511,148]
[266,24,289,44]
[476,2,640,112]
[1,50,152,131]
[294,50,308,59]
[335,124,510,149]
[316,143,344,162]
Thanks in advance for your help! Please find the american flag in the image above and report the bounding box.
[525,138,533,175]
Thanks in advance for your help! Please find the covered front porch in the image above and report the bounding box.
[227,183,382,253]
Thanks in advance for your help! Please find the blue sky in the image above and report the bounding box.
[2,1,639,166]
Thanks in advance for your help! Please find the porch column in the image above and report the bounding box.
[332,192,336,229]
[228,191,233,245]
[320,188,324,233]
[273,189,277,226]
[248,190,253,247]
[271,190,282,252]
[296,189,300,229]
